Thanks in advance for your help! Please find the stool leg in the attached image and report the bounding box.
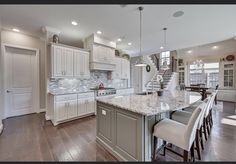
[190,143,195,162]
[199,126,204,150]
[195,129,201,160]
[206,116,210,136]
[203,118,208,141]
[183,150,189,162]
[152,136,157,161]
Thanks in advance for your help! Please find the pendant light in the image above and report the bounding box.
[160,27,170,70]
[135,6,147,67]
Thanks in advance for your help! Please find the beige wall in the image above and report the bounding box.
[1,30,46,109]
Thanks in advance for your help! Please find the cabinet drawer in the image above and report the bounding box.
[78,92,95,99]
[55,94,77,102]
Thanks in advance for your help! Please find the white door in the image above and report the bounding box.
[4,46,37,117]
[131,65,142,93]
[64,48,74,77]
[55,101,67,121]
[67,100,78,119]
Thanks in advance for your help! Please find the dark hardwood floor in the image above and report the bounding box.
[0,101,235,161]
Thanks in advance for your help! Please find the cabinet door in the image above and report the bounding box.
[77,99,87,116]
[81,51,90,79]
[112,58,122,79]
[67,100,78,119]
[53,45,65,77]
[73,50,83,77]
[87,99,95,114]
[64,48,74,77]
[121,59,130,79]
[55,101,67,121]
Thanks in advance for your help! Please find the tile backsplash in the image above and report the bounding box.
[49,71,128,92]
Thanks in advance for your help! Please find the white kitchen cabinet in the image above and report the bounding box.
[55,101,68,121]
[47,92,95,126]
[49,43,90,78]
[74,49,90,79]
[111,57,130,80]
[121,58,130,79]
[67,100,78,119]
[52,45,74,78]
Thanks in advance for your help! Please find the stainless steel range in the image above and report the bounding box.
[90,87,116,97]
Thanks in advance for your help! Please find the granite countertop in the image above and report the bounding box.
[97,90,202,116]
[48,90,95,95]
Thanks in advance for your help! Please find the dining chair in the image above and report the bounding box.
[152,106,203,162]
[170,97,212,160]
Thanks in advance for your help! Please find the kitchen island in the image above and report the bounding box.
[96,90,202,161]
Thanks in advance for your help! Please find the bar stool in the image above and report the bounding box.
[152,106,203,162]
[171,98,211,160]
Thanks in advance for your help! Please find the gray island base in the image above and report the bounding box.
[96,91,202,161]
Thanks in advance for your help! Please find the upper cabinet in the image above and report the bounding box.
[49,43,90,79]
[84,34,116,71]
[111,57,130,80]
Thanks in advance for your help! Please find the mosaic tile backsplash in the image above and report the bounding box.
[49,71,128,93]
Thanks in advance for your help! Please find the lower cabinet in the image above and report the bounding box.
[49,92,95,126]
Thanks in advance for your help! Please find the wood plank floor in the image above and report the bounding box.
[0,101,235,161]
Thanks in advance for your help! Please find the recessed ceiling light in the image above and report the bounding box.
[110,41,115,44]
[160,46,164,49]
[71,21,78,26]
[12,28,20,32]
[117,38,122,42]
[97,30,102,34]
[173,11,184,18]
[128,42,132,46]
[187,50,192,54]
[212,46,218,49]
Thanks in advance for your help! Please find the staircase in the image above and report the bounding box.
[146,69,173,91]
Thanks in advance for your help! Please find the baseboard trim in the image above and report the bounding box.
[45,114,51,121]
[38,108,46,113]
[0,122,3,135]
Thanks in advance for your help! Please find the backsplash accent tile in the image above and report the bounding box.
[49,71,128,92]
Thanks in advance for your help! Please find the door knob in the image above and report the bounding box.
[6,90,12,93]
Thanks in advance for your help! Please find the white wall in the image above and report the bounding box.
[1,30,46,110]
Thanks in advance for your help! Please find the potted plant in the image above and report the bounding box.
[157,75,164,96]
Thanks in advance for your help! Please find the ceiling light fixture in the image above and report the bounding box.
[97,30,102,34]
[160,28,170,71]
[187,50,192,54]
[212,46,218,49]
[12,28,20,32]
[128,42,132,46]
[117,38,122,42]
[135,6,147,67]
[173,11,184,18]
[71,21,78,26]
[160,46,164,49]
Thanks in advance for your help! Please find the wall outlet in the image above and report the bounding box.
[102,110,106,115]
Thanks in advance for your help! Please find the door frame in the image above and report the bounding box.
[2,43,40,119]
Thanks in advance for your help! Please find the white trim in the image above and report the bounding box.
[2,43,40,119]
[38,108,46,113]
[0,122,3,134]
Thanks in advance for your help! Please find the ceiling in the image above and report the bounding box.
[1,5,236,56]
[177,38,236,58]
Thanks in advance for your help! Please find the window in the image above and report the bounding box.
[160,51,170,65]
[189,62,219,88]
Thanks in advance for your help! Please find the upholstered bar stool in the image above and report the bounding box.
[171,98,211,160]
[152,106,203,162]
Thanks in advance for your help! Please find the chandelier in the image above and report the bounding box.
[192,59,204,70]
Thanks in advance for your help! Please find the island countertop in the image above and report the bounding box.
[97,90,202,116]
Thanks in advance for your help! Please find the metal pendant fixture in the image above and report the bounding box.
[135,6,147,67]
[160,27,170,70]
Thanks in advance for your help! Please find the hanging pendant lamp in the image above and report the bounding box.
[160,27,170,70]
[135,6,147,67]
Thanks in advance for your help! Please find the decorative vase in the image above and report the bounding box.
[52,34,59,43]
[157,90,163,96]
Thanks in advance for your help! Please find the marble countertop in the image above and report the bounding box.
[48,90,95,95]
[97,90,202,116]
